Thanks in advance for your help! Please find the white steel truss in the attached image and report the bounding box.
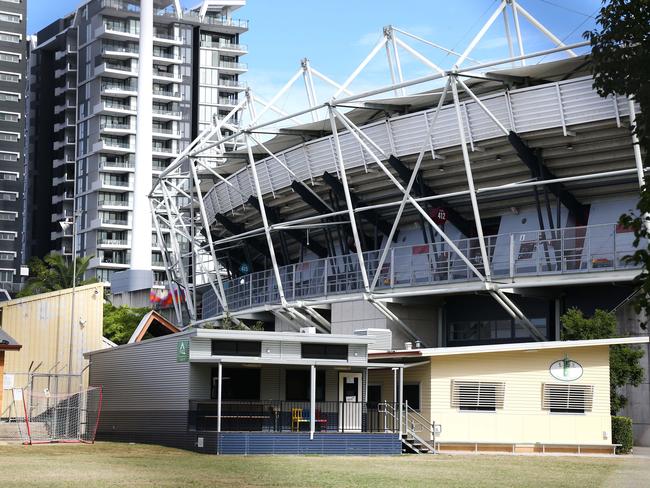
[150,2,637,341]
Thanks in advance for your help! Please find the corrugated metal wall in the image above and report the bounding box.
[0,283,105,413]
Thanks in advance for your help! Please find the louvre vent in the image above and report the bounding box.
[543,383,593,413]
[451,380,505,411]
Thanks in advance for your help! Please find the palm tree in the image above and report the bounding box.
[18,253,97,297]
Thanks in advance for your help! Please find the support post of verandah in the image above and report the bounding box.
[398,367,404,437]
[217,362,223,434]
[310,364,316,440]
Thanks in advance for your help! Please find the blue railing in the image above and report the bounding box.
[202,223,641,318]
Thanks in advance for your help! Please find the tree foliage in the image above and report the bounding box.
[561,308,645,414]
[18,253,97,297]
[585,0,650,155]
[103,303,151,345]
[586,0,650,327]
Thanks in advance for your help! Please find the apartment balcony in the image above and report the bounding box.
[92,139,135,155]
[100,121,136,135]
[99,158,135,171]
[200,41,248,54]
[53,158,75,169]
[54,64,77,79]
[52,175,74,186]
[95,100,137,116]
[95,62,137,79]
[54,82,75,97]
[90,217,130,230]
[217,61,248,73]
[152,127,181,139]
[98,198,131,210]
[51,230,73,241]
[217,97,239,107]
[152,108,182,120]
[52,193,73,205]
[153,69,182,83]
[53,119,75,132]
[152,51,183,65]
[152,87,182,101]
[92,175,132,192]
[100,81,137,98]
[97,238,130,249]
[151,145,178,158]
[51,210,73,223]
[102,46,139,59]
[185,13,248,32]
[97,23,139,41]
[216,78,246,91]
[53,137,76,151]
[90,256,130,269]
[100,0,140,14]
[152,32,184,46]
[54,102,76,115]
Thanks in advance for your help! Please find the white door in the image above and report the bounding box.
[338,372,362,432]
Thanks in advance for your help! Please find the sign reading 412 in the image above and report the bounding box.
[549,355,583,381]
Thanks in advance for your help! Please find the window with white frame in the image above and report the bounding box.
[0,171,17,180]
[0,32,20,43]
[0,251,15,260]
[542,383,593,414]
[0,152,17,161]
[0,11,20,23]
[0,131,18,142]
[0,51,19,63]
[451,380,505,411]
[0,191,16,201]
[0,211,16,221]
[0,72,19,83]
[0,112,18,122]
[0,91,19,102]
[0,0,21,4]
[0,269,13,283]
[0,231,15,240]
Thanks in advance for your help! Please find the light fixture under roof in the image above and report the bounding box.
[438,165,445,173]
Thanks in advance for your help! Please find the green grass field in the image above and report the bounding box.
[0,442,646,488]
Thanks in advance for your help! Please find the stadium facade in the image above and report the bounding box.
[151,2,650,446]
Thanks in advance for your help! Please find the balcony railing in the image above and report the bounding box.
[100,159,134,168]
[204,223,643,317]
[200,41,248,51]
[153,88,180,98]
[153,108,182,117]
[100,217,128,226]
[98,199,129,207]
[98,238,129,246]
[188,400,399,434]
[102,100,136,111]
[218,61,247,70]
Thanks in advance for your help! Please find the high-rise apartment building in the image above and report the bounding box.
[25,0,247,290]
[0,0,26,292]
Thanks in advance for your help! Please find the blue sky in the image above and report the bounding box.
[29,0,602,106]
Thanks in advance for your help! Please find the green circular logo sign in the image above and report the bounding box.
[549,357,583,381]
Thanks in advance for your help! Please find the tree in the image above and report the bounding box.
[18,253,97,297]
[103,303,151,345]
[586,1,650,326]
[585,0,650,155]
[561,308,645,414]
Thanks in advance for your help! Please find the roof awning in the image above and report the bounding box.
[0,328,21,351]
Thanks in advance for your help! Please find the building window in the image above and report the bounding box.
[285,369,326,402]
[0,72,19,82]
[0,12,20,23]
[0,171,17,180]
[211,367,260,400]
[404,384,421,410]
[0,52,19,63]
[0,269,13,282]
[0,232,15,240]
[0,132,18,142]
[0,92,19,102]
[0,32,19,43]
[301,343,348,360]
[543,384,593,414]
[0,211,16,221]
[0,252,14,260]
[211,340,261,357]
[368,385,382,408]
[0,192,16,201]
[0,112,18,122]
[451,380,505,411]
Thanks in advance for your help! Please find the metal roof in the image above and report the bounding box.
[0,328,21,350]
[368,336,650,360]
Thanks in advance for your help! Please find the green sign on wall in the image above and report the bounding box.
[177,340,190,362]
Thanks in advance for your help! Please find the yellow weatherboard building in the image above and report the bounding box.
[369,337,648,454]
